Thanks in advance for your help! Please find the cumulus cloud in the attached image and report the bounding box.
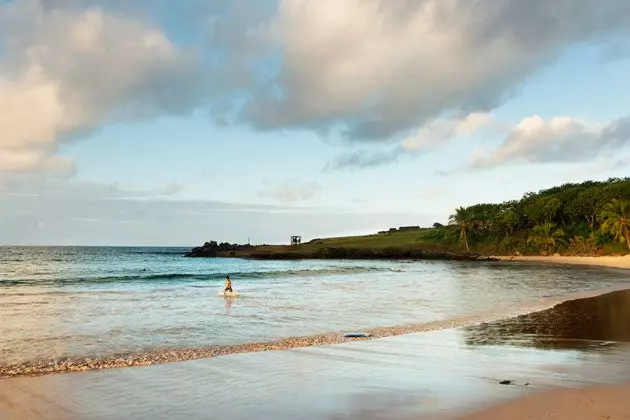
[468,114,630,168]
[401,113,495,151]
[3,0,630,175]
[237,0,630,140]
[0,0,203,173]
[258,180,322,203]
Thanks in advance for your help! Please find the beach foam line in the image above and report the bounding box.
[2,284,629,379]
[0,266,404,287]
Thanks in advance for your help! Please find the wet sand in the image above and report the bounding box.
[1,289,630,419]
[461,382,630,420]
[496,254,630,270]
[464,288,630,348]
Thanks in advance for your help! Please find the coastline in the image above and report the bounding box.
[494,255,630,270]
[459,382,630,420]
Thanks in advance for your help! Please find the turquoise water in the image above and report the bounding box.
[1,246,629,366]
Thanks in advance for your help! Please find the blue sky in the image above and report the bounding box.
[1,0,629,245]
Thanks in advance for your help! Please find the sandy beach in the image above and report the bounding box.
[495,254,630,270]
[461,382,630,419]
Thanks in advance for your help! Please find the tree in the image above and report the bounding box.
[449,206,474,252]
[491,207,521,238]
[527,222,566,254]
[569,188,604,228]
[600,199,630,253]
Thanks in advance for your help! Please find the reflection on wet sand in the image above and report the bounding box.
[464,290,630,351]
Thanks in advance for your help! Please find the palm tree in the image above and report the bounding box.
[449,206,474,252]
[527,222,566,254]
[600,199,630,252]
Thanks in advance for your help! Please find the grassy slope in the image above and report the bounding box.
[224,229,460,258]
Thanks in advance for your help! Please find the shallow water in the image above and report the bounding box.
[2,299,630,419]
[1,246,629,366]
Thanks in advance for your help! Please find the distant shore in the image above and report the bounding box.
[461,382,630,420]
[494,255,630,270]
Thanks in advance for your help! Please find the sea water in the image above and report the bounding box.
[1,246,629,366]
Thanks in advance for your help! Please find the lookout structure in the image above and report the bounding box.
[290,236,302,246]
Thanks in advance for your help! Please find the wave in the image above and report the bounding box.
[0,266,402,287]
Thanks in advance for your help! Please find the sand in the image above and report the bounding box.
[460,382,630,420]
[495,254,630,270]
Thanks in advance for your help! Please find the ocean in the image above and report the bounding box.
[1,246,629,368]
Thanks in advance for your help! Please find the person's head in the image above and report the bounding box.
[226,275,230,280]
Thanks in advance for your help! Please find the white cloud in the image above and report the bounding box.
[401,113,494,151]
[237,0,630,140]
[258,180,322,203]
[323,112,495,171]
[468,114,630,168]
[160,182,185,196]
[0,0,202,174]
[2,0,630,175]
[415,187,440,201]
[323,146,405,172]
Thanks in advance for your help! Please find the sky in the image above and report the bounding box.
[1,0,630,246]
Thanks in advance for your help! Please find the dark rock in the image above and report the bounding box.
[185,241,253,258]
[499,380,512,385]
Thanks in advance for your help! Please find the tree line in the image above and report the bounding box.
[443,177,630,255]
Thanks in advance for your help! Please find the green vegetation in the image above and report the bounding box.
[600,198,630,252]
[448,207,473,251]
[188,177,630,259]
[526,222,566,254]
[436,177,630,256]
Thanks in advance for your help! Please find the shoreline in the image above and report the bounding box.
[3,284,629,380]
[457,256,630,420]
[494,255,630,270]
[459,382,630,420]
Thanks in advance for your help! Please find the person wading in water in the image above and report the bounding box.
[224,275,234,296]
